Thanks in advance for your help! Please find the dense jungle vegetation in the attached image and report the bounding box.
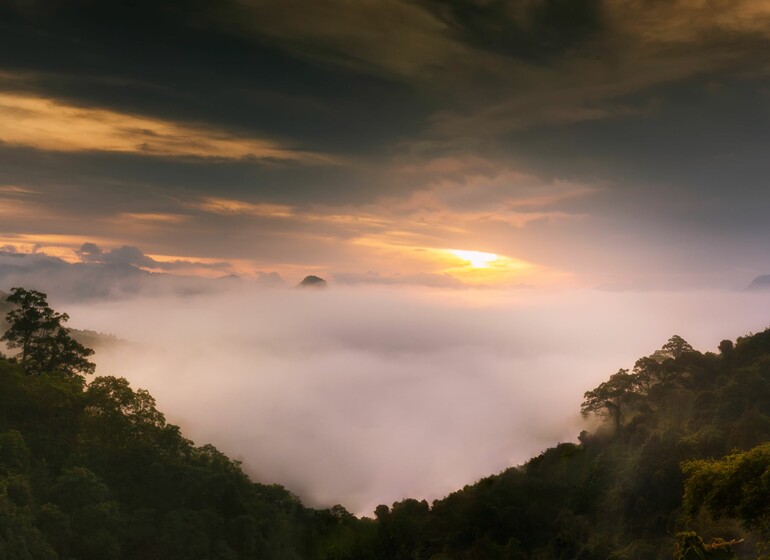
[0,287,769,559]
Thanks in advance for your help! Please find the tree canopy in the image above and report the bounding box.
[683,443,770,535]
[2,291,769,559]
[580,368,637,428]
[1,287,95,377]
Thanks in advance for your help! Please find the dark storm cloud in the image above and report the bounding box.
[0,143,375,208]
[4,0,770,151]
[0,0,428,155]
[415,0,603,61]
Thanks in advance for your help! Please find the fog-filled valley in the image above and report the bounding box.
[4,283,770,559]
[48,284,770,516]
[5,0,770,557]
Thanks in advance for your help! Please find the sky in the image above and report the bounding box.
[2,0,770,288]
[3,0,770,514]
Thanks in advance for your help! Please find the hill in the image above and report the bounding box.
[296,276,327,289]
[322,334,770,559]
[1,289,770,559]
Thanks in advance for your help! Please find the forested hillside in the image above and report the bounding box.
[0,289,342,559]
[324,335,770,559]
[1,288,769,559]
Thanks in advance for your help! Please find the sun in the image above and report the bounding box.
[448,249,499,269]
[439,248,544,285]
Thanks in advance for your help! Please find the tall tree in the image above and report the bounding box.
[1,287,95,377]
[580,369,638,429]
[656,335,695,360]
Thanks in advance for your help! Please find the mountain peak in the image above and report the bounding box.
[297,275,327,289]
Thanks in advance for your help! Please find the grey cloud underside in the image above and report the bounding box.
[0,143,387,208]
[76,243,230,271]
[502,78,770,231]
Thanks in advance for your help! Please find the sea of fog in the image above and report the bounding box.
[60,285,770,516]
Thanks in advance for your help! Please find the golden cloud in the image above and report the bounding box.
[192,197,296,217]
[0,92,333,162]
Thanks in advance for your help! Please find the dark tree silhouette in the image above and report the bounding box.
[658,335,694,359]
[1,287,95,377]
[580,368,637,429]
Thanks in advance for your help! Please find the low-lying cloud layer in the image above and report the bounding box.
[44,283,770,516]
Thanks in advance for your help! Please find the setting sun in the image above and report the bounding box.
[448,249,499,268]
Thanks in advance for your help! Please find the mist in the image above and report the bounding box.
[54,284,770,516]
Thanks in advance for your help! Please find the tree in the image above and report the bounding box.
[656,335,694,360]
[632,356,664,393]
[673,532,737,560]
[580,369,638,429]
[683,443,770,535]
[1,287,95,377]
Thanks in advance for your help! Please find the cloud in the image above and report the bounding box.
[191,197,296,218]
[117,213,191,225]
[80,245,155,267]
[333,271,465,288]
[75,243,231,273]
[386,163,598,217]
[0,92,334,163]
[0,246,275,301]
[218,0,770,144]
[415,0,605,65]
[4,0,770,156]
[0,251,146,301]
[224,0,468,81]
[1,1,770,293]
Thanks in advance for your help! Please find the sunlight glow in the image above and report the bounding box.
[448,249,499,268]
[434,248,546,286]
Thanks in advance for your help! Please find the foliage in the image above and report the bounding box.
[1,287,95,377]
[673,532,737,560]
[683,444,770,535]
[323,332,770,559]
[580,368,638,428]
[0,290,324,559]
[2,290,770,559]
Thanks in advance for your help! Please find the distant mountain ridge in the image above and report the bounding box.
[747,274,770,290]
